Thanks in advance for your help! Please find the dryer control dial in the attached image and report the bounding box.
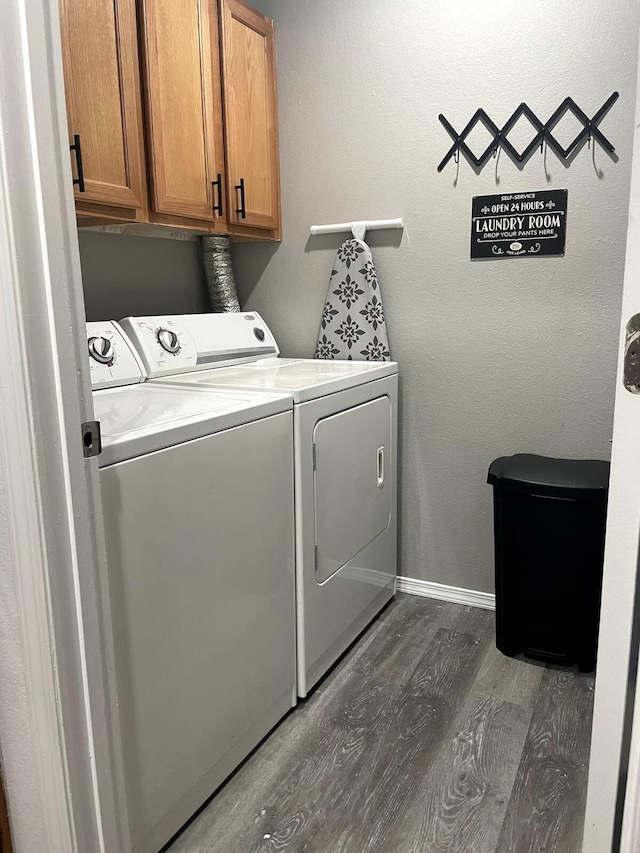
[88,336,115,365]
[156,328,181,354]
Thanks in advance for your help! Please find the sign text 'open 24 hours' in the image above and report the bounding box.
[471,189,567,259]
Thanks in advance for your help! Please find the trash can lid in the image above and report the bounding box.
[487,453,610,498]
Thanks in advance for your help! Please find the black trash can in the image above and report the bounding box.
[487,453,609,672]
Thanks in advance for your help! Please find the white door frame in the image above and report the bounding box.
[0,0,129,851]
[583,23,640,853]
[620,543,640,851]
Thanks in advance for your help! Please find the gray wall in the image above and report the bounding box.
[232,0,639,591]
[79,231,209,321]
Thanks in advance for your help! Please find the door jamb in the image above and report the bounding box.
[583,22,640,853]
[0,0,130,850]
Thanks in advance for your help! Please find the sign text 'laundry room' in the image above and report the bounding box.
[470,189,567,259]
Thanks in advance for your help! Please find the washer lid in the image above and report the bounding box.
[159,357,398,403]
[93,383,292,467]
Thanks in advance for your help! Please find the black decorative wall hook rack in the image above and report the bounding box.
[437,92,619,173]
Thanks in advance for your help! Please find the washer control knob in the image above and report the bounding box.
[253,327,265,342]
[88,336,115,365]
[156,328,180,354]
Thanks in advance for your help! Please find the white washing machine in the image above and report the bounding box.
[87,321,296,853]
[119,313,398,697]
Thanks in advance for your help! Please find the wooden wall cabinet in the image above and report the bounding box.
[59,0,148,222]
[139,0,227,232]
[221,0,281,236]
[59,0,281,240]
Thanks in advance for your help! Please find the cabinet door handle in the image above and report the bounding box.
[212,174,223,215]
[70,134,85,193]
[235,178,246,219]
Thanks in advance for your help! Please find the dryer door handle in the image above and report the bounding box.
[377,447,385,488]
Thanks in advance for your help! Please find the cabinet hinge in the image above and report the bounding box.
[314,544,319,570]
[312,444,317,470]
[81,420,102,458]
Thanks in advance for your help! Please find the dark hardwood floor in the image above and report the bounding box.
[168,595,594,853]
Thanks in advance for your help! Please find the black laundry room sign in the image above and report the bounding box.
[471,189,567,259]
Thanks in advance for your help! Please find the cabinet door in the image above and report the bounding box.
[59,0,146,212]
[220,0,281,233]
[140,0,227,227]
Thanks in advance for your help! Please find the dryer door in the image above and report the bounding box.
[313,396,392,584]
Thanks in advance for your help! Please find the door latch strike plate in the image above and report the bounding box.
[624,314,640,393]
[81,420,102,458]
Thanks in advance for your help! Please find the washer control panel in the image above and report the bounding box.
[87,321,146,389]
[120,312,278,377]
[118,317,198,377]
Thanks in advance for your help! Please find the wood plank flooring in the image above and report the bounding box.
[167,595,594,853]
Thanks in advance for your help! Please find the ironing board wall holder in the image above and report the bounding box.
[310,219,405,241]
[437,92,620,173]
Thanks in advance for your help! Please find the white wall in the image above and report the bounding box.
[233,0,639,592]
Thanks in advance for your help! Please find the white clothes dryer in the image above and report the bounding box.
[87,321,296,853]
[119,313,398,698]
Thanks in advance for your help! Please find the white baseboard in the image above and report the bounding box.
[396,576,495,611]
